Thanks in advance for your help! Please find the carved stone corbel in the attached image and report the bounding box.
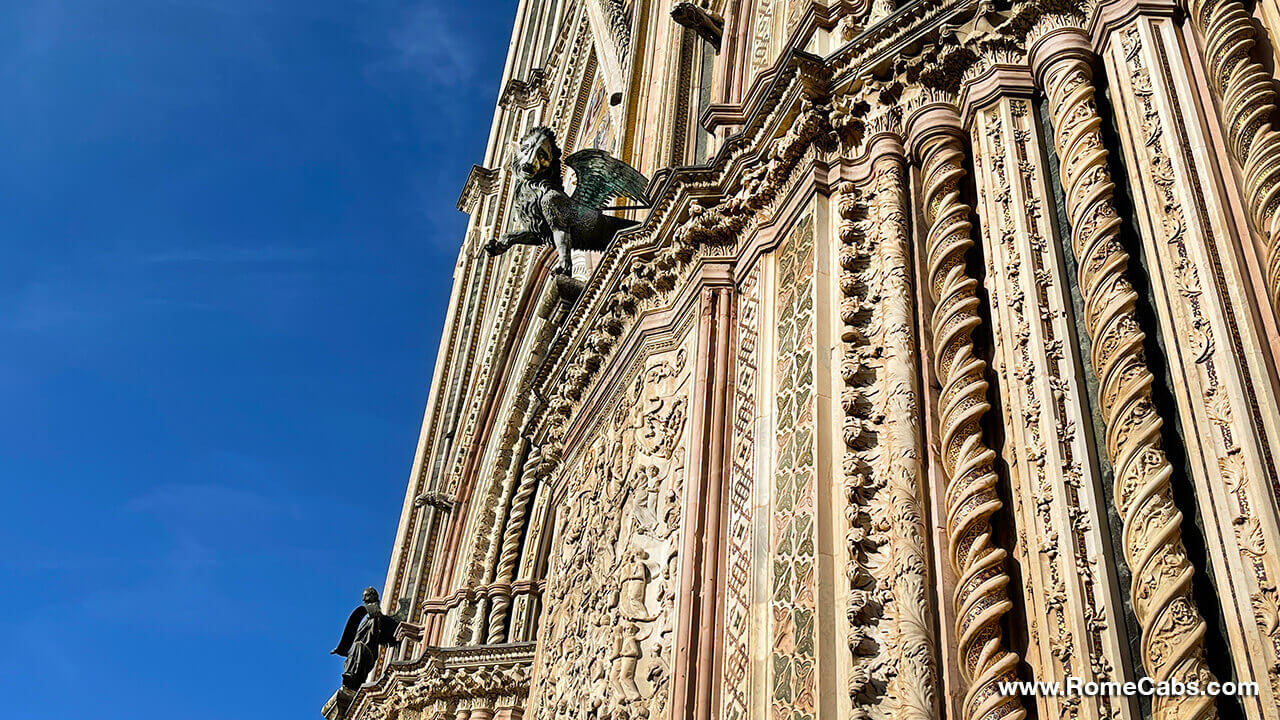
[415,491,457,513]
[670,2,724,51]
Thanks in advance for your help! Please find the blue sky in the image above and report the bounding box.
[0,1,517,717]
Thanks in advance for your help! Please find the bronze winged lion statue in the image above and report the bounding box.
[484,126,649,276]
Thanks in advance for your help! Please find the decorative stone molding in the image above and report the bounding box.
[836,134,940,720]
[767,217,820,720]
[1098,11,1280,718]
[867,146,939,720]
[342,643,536,720]
[598,0,630,60]
[1180,0,1280,313]
[457,165,500,214]
[719,265,759,720]
[499,69,550,110]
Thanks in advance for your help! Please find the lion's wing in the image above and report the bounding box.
[565,149,649,209]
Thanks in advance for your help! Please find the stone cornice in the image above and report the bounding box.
[343,642,537,720]
[498,68,550,110]
[456,165,499,214]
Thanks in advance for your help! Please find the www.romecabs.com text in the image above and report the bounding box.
[997,678,1259,698]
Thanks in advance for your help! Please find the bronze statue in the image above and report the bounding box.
[484,127,649,276]
[330,587,403,690]
[670,2,723,51]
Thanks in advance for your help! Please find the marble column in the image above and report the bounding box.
[836,129,940,720]
[864,136,938,720]
[963,52,1146,720]
[507,477,552,643]
[1179,0,1280,312]
[1094,1,1280,715]
[906,99,1027,720]
[486,447,545,643]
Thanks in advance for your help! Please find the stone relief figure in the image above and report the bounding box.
[611,621,646,703]
[631,465,662,533]
[615,546,656,622]
[636,350,687,459]
[330,587,417,690]
[484,126,649,276]
[530,347,691,720]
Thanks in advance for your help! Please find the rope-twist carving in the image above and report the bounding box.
[1042,53,1218,720]
[486,446,544,643]
[919,129,1026,720]
[1184,0,1280,310]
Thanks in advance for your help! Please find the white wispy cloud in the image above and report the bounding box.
[371,1,475,87]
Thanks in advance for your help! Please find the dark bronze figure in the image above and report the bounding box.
[670,2,724,51]
[484,127,649,276]
[330,588,402,690]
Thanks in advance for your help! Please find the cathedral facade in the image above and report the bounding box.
[323,0,1280,719]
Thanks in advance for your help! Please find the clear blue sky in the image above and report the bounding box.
[0,1,517,717]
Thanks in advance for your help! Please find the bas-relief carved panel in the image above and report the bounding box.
[527,335,694,720]
[750,0,778,79]
[722,262,762,720]
[770,215,818,720]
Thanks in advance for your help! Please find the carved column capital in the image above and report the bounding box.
[1027,23,1094,87]
[904,101,965,163]
[1088,0,1180,48]
[958,62,1035,127]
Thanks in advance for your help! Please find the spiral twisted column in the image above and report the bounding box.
[485,446,544,644]
[1181,0,1280,310]
[1033,29,1218,720]
[908,106,1026,720]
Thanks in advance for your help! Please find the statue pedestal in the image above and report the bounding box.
[321,686,356,720]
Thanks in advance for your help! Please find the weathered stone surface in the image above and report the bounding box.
[326,2,1280,719]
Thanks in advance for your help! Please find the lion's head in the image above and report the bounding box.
[512,126,562,184]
